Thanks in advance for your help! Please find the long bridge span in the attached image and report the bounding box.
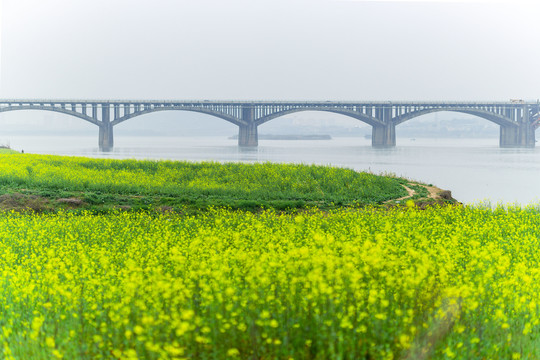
[0,100,538,151]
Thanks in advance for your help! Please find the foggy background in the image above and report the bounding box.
[0,0,539,138]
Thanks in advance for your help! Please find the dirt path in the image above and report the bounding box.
[423,185,453,201]
[385,183,454,204]
[389,185,415,203]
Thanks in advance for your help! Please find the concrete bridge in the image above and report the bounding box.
[0,100,538,151]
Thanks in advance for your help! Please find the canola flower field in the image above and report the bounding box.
[0,205,539,359]
[0,153,535,359]
[0,154,407,211]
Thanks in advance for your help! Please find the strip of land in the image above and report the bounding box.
[0,153,458,212]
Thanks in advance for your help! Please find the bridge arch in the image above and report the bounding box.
[0,105,101,127]
[111,109,238,137]
[394,108,517,128]
[111,107,247,127]
[254,107,385,127]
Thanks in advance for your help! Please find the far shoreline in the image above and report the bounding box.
[229,134,332,140]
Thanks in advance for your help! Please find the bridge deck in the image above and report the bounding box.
[0,100,537,150]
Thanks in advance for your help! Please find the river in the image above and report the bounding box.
[4,135,540,205]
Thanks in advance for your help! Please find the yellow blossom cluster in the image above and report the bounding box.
[0,206,538,359]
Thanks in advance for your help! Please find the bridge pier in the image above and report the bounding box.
[500,106,535,148]
[99,105,114,151]
[372,124,396,147]
[500,126,518,147]
[372,107,395,147]
[238,105,258,146]
[500,124,535,148]
[238,124,258,147]
[99,124,114,151]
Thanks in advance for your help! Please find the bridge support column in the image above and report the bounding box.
[238,124,258,147]
[500,125,535,148]
[99,105,114,151]
[372,107,395,147]
[499,126,517,147]
[238,105,258,146]
[500,106,535,148]
[372,124,396,147]
[99,124,114,151]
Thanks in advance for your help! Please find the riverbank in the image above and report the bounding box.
[2,136,538,204]
[0,146,19,154]
[0,153,457,212]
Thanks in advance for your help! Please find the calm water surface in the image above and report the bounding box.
[5,135,540,205]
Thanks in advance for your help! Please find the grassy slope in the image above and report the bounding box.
[0,153,431,212]
[0,148,19,154]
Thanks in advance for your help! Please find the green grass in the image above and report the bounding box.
[0,148,19,154]
[0,154,412,212]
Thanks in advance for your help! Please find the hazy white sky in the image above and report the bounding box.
[1,0,539,101]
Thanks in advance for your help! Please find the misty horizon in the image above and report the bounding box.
[1,0,539,101]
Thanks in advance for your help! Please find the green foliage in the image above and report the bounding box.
[0,148,19,154]
[0,154,408,211]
